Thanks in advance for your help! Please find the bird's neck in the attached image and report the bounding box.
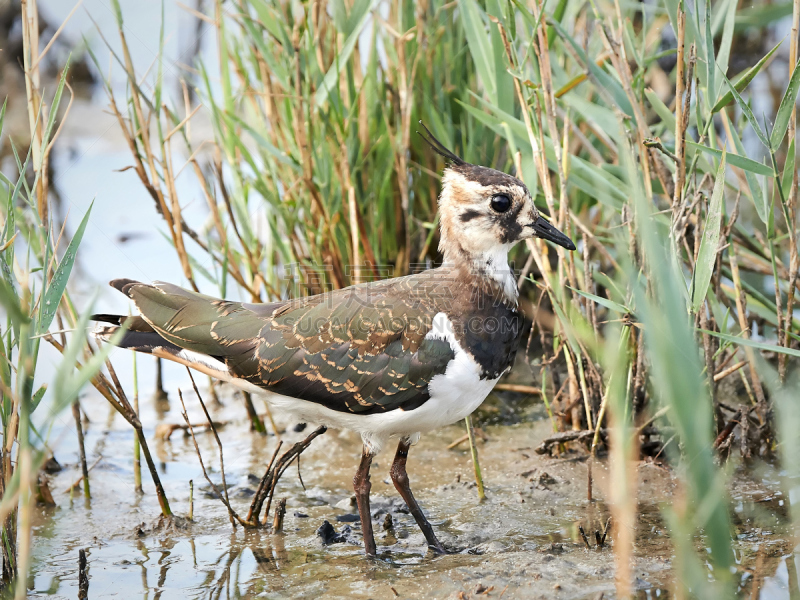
[441,238,519,305]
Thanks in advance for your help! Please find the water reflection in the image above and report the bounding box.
[759,551,800,599]
[22,366,798,600]
[14,1,799,598]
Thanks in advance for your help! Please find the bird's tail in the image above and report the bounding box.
[93,313,168,349]
[91,313,234,382]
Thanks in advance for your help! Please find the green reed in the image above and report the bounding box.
[97,0,800,596]
[0,54,118,593]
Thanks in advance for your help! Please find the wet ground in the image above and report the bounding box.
[27,384,796,599]
[8,3,798,598]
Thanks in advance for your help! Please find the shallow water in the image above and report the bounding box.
[25,384,796,599]
[9,2,799,598]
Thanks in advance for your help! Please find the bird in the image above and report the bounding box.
[92,125,576,556]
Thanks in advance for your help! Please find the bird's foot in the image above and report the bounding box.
[431,539,468,555]
[426,537,460,555]
[428,543,448,555]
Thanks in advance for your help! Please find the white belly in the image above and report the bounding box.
[256,372,496,455]
[230,312,500,454]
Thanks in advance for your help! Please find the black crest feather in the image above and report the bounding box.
[417,121,466,167]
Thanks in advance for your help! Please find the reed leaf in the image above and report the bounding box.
[687,141,772,176]
[690,150,726,313]
[720,69,771,150]
[711,39,781,113]
[37,202,93,335]
[769,58,800,148]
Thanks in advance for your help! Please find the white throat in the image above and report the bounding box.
[473,244,518,304]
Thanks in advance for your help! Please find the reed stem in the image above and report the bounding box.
[465,416,485,502]
[132,352,142,494]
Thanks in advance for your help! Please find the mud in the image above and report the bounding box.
[14,5,798,598]
[26,386,795,599]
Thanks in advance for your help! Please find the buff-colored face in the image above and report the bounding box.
[438,164,575,262]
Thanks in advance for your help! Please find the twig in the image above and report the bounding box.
[260,427,327,526]
[187,370,235,519]
[600,517,611,546]
[272,498,287,532]
[493,384,542,395]
[673,0,686,207]
[713,410,741,450]
[537,429,608,455]
[447,427,489,450]
[262,401,281,437]
[594,530,604,549]
[296,454,305,490]
[247,442,283,524]
[579,525,592,549]
[71,401,90,498]
[643,138,679,164]
[713,360,747,382]
[77,548,88,600]
[729,246,768,423]
[154,358,168,401]
[445,434,469,453]
[177,388,241,528]
[164,103,202,142]
[132,351,142,494]
[155,421,228,441]
[100,358,172,516]
[49,333,173,516]
[64,456,102,493]
[32,0,84,71]
[242,391,266,434]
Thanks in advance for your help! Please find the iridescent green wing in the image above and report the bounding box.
[116,276,455,414]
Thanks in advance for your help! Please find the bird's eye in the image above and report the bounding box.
[490,194,511,213]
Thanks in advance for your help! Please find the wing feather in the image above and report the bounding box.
[112,277,455,414]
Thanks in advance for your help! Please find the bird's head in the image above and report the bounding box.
[419,123,576,268]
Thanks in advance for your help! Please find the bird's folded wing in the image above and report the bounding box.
[114,277,456,414]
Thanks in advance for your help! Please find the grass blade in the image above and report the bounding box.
[550,20,634,117]
[313,0,379,109]
[459,0,497,104]
[714,0,737,100]
[711,40,781,113]
[720,69,771,150]
[622,120,733,588]
[769,58,800,148]
[37,201,93,335]
[703,0,715,106]
[0,278,27,329]
[700,330,800,358]
[691,150,726,313]
[568,286,630,314]
[687,141,772,176]
[48,303,127,419]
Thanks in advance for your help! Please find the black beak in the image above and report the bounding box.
[529,215,576,250]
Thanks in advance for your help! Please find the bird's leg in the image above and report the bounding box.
[353,445,376,556]
[390,439,446,554]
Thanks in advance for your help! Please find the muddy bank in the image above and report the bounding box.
[26,384,792,599]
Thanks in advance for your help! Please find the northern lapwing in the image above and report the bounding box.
[93,126,576,556]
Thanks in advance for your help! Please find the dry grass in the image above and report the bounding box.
[1,0,800,596]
